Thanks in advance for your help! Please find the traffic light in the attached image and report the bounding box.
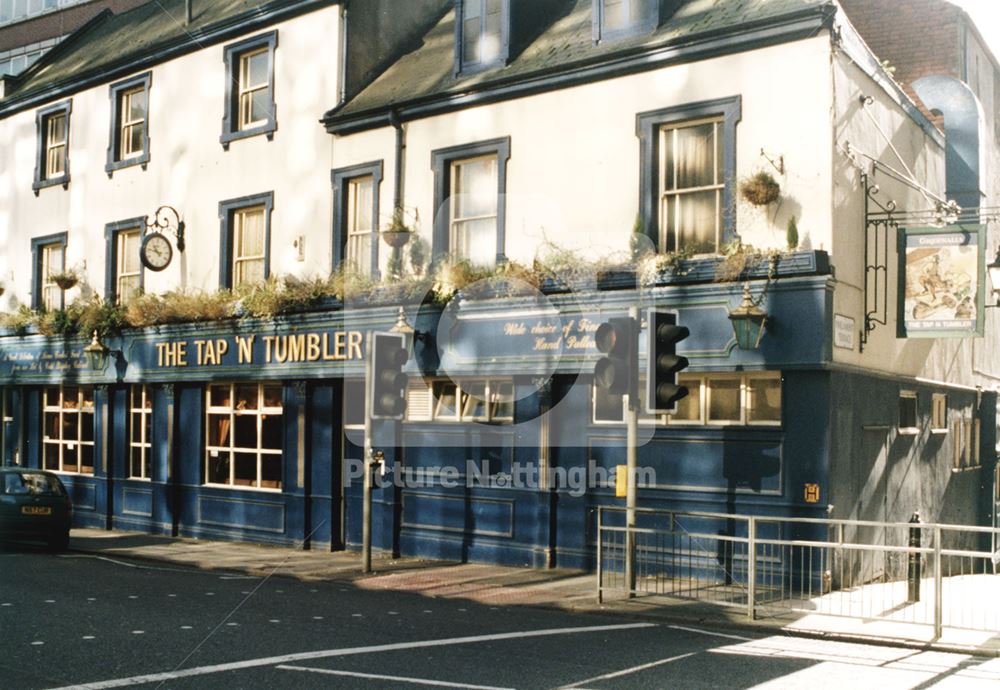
[370,332,408,419]
[647,309,689,413]
[594,317,638,396]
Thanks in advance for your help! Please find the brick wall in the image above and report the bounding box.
[840,0,964,125]
[0,0,148,53]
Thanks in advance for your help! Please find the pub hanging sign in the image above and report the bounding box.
[897,225,985,339]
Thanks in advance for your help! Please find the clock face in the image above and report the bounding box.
[140,232,173,271]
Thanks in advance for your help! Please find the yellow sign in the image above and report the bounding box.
[804,483,821,503]
[154,330,364,368]
[615,465,628,498]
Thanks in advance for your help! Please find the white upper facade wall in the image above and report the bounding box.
[0,4,342,309]
[334,35,836,268]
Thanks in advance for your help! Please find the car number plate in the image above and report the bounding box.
[21,506,52,516]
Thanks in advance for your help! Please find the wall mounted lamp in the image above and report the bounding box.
[987,247,1000,308]
[728,283,768,350]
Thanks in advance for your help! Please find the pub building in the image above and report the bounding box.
[0,0,997,568]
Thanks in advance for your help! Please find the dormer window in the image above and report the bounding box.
[456,0,508,74]
[593,0,659,43]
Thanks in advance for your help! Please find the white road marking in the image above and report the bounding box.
[59,554,208,575]
[128,596,138,600]
[31,641,43,646]
[2,602,11,606]
[268,619,280,624]
[226,623,238,627]
[167,594,177,598]
[667,624,755,641]
[180,626,193,630]
[45,599,55,603]
[312,616,323,620]
[559,652,697,689]
[131,631,144,635]
[82,636,95,640]
[49,622,656,689]
[277,664,515,689]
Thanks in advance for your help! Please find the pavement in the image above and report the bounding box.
[66,528,1000,659]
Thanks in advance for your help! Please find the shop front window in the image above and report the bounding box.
[205,382,283,490]
[129,385,153,479]
[42,386,95,474]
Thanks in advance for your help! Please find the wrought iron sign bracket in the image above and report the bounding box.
[145,205,185,252]
[860,173,897,352]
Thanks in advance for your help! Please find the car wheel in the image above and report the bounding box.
[48,533,70,552]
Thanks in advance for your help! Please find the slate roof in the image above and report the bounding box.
[1,0,328,110]
[326,0,837,132]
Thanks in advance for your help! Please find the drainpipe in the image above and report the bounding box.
[389,109,405,213]
[185,0,193,25]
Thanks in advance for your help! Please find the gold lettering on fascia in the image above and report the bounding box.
[500,317,600,353]
[153,331,364,368]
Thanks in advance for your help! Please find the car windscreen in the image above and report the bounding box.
[2,472,66,496]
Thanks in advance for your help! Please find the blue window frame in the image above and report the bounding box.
[32,100,71,193]
[218,192,273,289]
[104,217,146,305]
[431,137,511,265]
[220,31,277,148]
[454,0,509,75]
[30,232,67,311]
[106,72,151,175]
[636,96,741,254]
[592,0,658,43]
[331,161,383,278]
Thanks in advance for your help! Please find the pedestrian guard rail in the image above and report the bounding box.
[596,506,1000,637]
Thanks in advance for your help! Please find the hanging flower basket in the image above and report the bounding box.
[382,230,412,248]
[739,171,781,206]
[50,271,79,290]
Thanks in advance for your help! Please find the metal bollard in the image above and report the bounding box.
[907,510,921,603]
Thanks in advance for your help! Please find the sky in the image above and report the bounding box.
[950,0,1000,59]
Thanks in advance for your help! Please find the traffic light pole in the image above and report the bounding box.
[362,332,373,574]
[625,305,639,597]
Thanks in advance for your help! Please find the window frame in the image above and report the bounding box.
[592,372,781,427]
[931,393,948,433]
[221,31,277,148]
[32,99,71,192]
[898,390,919,435]
[41,385,95,475]
[431,137,511,265]
[30,232,67,311]
[204,382,284,491]
[406,378,514,424]
[106,72,151,174]
[592,0,659,44]
[454,0,510,75]
[128,384,153,480]
[636,96,741,254]
[104,217,145,305]
[218,192,273,289]
[331,161,383,277]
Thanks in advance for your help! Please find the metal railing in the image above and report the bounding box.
[596,507,1000,636]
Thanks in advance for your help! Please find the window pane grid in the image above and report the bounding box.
[238,48,269,130]
[41,385,95,474]
[413,379,513,424]
[233,206,266,287]
[205,383,282,490]
[450,155,498,265]
[119,87,146,159]
[129,384,153,479]
[116,229,141,304]
[346,176,374,275]
[659,119,723,254]
[44,112,66,178]
[40,242,62,311]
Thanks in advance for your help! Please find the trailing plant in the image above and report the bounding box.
[235,275,341,319]
[739,171,781,206]
[715,239,781,283]
[35,308,77,337]
[786,215,799,251]
[408,235,428,276]
[74,296,129,339]
[638,247,694,286]
[124,289,235,328]
[0,305,35,336]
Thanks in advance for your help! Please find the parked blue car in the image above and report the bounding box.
[0,468,72,551]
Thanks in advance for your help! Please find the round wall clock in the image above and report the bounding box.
[140,232,173,271]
